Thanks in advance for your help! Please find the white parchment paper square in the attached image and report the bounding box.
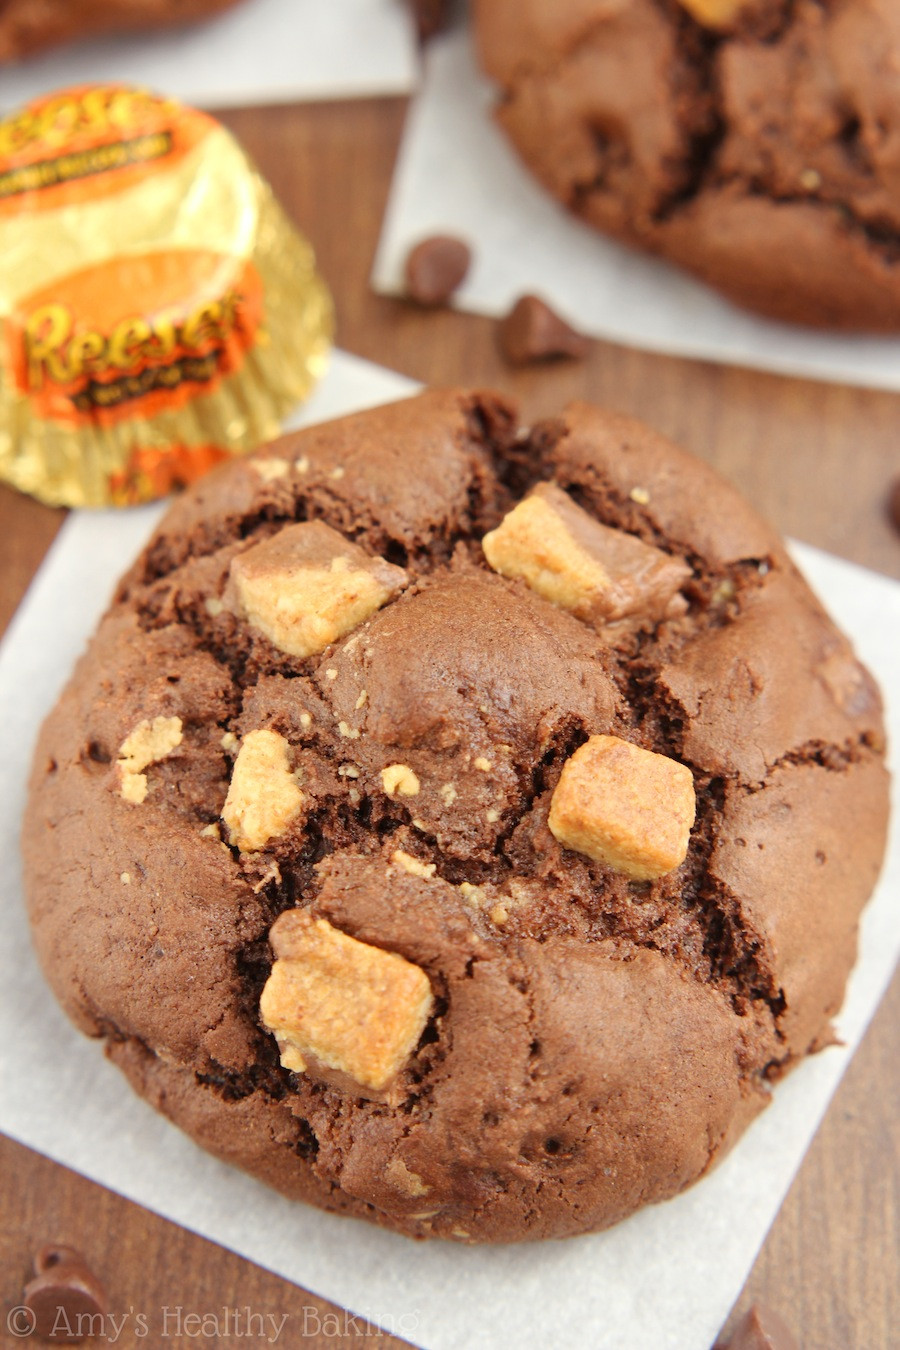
[372,24,900,393]
[0,350,897,1350]
[0,0,418,113]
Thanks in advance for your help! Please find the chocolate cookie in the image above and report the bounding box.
[23,390,888,1243]
[474,0,900,330]
[0,0,245,63]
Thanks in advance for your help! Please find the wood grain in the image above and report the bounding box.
[1,95,897,1350]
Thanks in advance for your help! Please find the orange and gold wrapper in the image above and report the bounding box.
[0,85,333,506]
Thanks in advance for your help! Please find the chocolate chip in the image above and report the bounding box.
[497,295,590,366]
[404,235,471,306]
[887,474,900,535]
[23,1244,108,1342]
[721,1303,800,1350]
[34,1244,85,1271]
[408,0,451,41]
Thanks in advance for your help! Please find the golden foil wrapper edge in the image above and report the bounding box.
[0,85,334,508]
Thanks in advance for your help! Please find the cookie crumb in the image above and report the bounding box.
[338,721,361,739]
[382,764,421,796]
[222,729,304,852]
[391,849,437,879]
[386,1156,431,1197]
[119,871,131,884]
[117,716,183,804]
[629,486,651,505]
[252,456,290,482]
[440,782,458,805]
[251,858,282,893]
[474,756,492,772]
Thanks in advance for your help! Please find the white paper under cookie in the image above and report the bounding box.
[0,351,898,1350]
[0,0,417,114]
[373,25,900,393]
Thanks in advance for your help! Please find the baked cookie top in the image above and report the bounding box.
[0,0,245,63]
[24,390,888,1242]
[474,0,900,330]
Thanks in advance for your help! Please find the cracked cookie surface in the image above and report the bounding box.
[474,0,900,330]
[23,388,888,1242]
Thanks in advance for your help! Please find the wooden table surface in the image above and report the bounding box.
[1,96,898,1350]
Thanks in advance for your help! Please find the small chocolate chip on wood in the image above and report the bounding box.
[404,235,472,306]
[718,1302,799,1350]
[23,1244,108,1342]
[887,474,900,535]
[497,295,590,365]
[408,0,451,40]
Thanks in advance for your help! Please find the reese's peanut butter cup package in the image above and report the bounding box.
[0,85,333,506]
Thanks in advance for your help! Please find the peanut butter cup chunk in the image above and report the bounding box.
[222,729,304,853]
[549,734,696,880]
[483,481,690,632]
[677,0,749,31]
[260,910,434,1091]
[228,521,407,658]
